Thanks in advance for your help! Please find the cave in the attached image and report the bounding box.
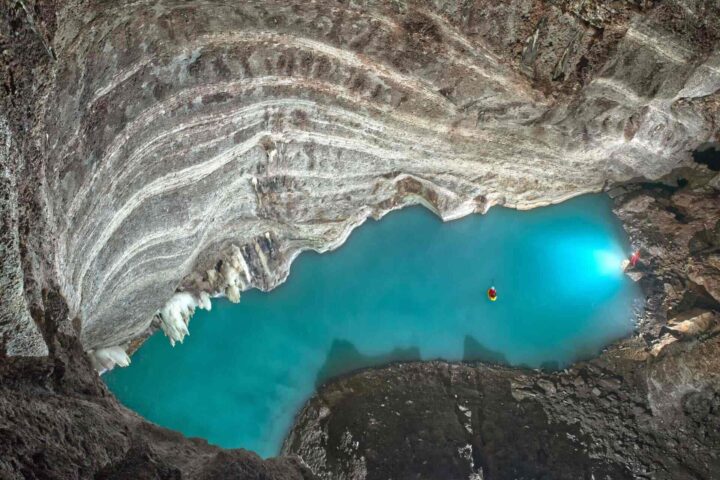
[1,1,719,479]
[693,142,720,171]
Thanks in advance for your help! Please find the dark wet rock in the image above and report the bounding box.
[693,143,720,172]
[285,337,720,480]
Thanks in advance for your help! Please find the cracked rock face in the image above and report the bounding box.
[2,0,720,358]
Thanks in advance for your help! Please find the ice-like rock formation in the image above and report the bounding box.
[156,291,212,346]
[88,345,132,372]
[1,0,719,362]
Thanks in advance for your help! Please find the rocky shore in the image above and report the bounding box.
[284,337,720,480]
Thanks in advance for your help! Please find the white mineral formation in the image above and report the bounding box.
[89,346,131,372]
[157,292,212,346]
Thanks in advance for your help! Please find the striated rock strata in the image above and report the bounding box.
[2,0,719,362]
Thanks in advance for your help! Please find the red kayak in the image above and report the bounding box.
[487,286,497,302]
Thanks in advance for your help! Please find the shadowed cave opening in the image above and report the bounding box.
[692,142,720,171]
[104,194,644,458]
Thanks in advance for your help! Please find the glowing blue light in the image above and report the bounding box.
[593,250,625,276]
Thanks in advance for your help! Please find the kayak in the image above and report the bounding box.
[487,286,497,302]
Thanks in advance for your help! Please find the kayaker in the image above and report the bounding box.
[487,286,497,302]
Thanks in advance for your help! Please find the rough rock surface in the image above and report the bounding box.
[0,0,55,357]
[0,290,315,479]
[2,0,720,358]
[611,171,720,352]
[284,339,720,480]
[284,180,720,479]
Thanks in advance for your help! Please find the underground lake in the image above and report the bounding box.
[104,194,644,458]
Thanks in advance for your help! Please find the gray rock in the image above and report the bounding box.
[1,1,719,479]
[285,335,720,480]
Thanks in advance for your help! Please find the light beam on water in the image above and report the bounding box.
[105,194,644,458]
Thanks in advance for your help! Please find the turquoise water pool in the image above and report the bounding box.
[104,195,643,458]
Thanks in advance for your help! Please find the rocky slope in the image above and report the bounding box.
[284,178,720,479]
[2,0,719,362]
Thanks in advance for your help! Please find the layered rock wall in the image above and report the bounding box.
[2,0,719,358]
[1,2,719,478]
